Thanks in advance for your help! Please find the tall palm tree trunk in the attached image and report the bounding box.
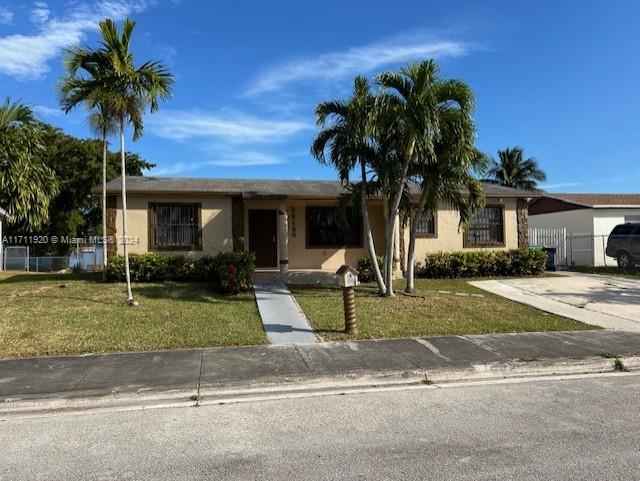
[383,218,396,295]
[119,120,134,305]
[360,161,385,294]
[382,147,414,297]
[405,189,429,293]
[101,130,108,280]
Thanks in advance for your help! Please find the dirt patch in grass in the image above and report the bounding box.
[290,278,596,341]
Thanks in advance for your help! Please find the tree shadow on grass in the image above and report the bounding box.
[133,283,254,304]
[315,328,349,334]
[289,283,381,298]
[0,272,103,284]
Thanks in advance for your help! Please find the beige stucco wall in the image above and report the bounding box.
[408,197,519,264]
[113,194,233,257]
[243,198,385,270]
[111,194,521,270]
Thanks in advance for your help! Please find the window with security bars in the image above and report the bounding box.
[415,209,436,236]
[150,203,201,250]
[307,206,362,247]
[464,206,504,247]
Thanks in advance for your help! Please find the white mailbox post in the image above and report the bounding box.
[336,265,359,288]
[336,265,358,334]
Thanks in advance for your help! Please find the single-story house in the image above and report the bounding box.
[0,206,6,271]
[98,177,534,273]
[529,193,640,266]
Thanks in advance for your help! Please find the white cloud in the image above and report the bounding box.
[150,162,191,176]
[149,151,284,174]
[147,109,312,143]
[0,0,150,79]
[0,6,13,25]
[207,151,284,167]
[540,182,581,190]
[30,1,51,24]
[32,104,63,117]
[245,33,471,96]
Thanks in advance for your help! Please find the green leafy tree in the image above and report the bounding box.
[0,99,58,231]
[59,18,173,305]
[486,147,546,190]
[26,123,153,255]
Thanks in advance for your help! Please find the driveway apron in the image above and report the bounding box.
[471,273,640,331]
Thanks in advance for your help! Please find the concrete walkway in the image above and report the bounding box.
[253,273,319,345]
[3,330,640,406]
[471,273,640,331]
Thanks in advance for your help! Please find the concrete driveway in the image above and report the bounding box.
[471,272,640,331]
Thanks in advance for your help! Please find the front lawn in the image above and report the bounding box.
[0,272,267,358]
[568,266,640,279]
[291,279,595,341]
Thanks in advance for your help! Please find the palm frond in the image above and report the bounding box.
[488,146,547,190]
[0,98,35,130]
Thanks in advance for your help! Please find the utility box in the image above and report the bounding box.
[336,265,359,288]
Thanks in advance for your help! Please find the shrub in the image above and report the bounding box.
[356,255,384,283]
[106,251,256,294]
[418,248,547,279]
[213,252,255,294]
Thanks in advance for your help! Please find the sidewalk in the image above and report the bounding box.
[2,330,640,412]
[253,273,319,345]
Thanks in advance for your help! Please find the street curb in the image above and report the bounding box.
[2,356,638,416]
[424,355,640,382]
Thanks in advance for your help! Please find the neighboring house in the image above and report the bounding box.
[97,177,534,272]
[0,206,5,271]
[529,193,640,266]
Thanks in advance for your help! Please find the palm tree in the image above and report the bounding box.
[405,78,484,292]
[89,108,118,278]
[0,98,58,230]
[312,77,386,294]
[486,147,546,190]
[375,60,445,296]
[60,45,120,279]
[59,19,173,305]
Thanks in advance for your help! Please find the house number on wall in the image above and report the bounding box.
[290,207,296,238]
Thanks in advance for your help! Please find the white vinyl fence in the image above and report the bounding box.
[529,228,616,267]
[529,227,567,267]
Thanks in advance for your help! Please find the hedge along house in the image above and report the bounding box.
[97,177,534,273]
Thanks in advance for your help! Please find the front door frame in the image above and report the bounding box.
[248,209,279,269]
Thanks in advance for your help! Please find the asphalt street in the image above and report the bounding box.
[1,374,640,480]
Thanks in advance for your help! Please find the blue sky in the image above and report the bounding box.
[1,0,639,193]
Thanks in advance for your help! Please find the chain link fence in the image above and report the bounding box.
[2,245,104,272]
[529,228,616,267]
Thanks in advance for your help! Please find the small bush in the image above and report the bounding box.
[418,248,547,279]
[214,252,255,294]
[356,255,384,283]
[106,251,256,294]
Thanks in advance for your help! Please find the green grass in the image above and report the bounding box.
[291,279,596,342]
[0,272,267,358]
[568,266,640,279]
